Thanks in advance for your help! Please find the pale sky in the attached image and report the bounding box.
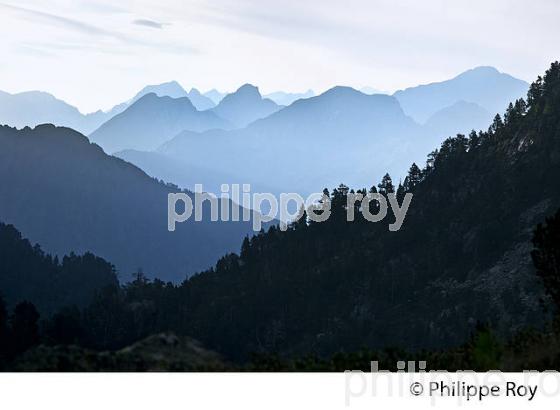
[0,0,558,113]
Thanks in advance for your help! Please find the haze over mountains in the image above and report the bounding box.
[0,66,529,197]
[129,81,216,111]
[393,66,529,123]
[424,100,493,138]
[89,93,230,153]
[157,87,421,196]
[0,90,111,135]
[0,81,217,136]
[116,67,529,197]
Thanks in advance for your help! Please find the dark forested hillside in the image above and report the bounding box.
[0,222,117,314]
[84,62,559,361]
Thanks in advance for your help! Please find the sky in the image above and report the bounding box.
[0,0,558,113]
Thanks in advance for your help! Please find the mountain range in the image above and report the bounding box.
[155,87,422,196]
[0,81,215,136]
[0,67,529,197]
[116,68,528,197]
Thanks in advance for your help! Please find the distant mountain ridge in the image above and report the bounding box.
[394,66,529,123]
[424,100,493,138]
[0,81,216,137]
[129,81,216,111]
[0,66,530,178]
[0,90,111,135]
[157,86,423,196]
[89,93,230,153]
[107,68,530,196]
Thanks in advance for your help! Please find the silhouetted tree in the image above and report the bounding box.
[468,130,482,150]
[403,163,422,192]
[527,76,544,108]
[330,184,349,223]
[293,205,308,230]
[425,149,438,175]
[489,114,504,134]
[377,173,394,195]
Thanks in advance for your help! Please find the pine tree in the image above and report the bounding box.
[378,173,394,195]
[396,182,405,202]
[514,98,527,116]
[403,163,422,192]
[298,206,308,229]
[489,114,504,134]
[293,205,308,230]
[527,76,544,108]
[468,130,480,150]
[331,184,349,223]
[425,150,438,175]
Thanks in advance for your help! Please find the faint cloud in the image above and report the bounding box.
[0,2,129,40]
[133,19,165,29]
[0,2,196,55]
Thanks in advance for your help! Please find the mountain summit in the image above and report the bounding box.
[129,81,215,111]
[394,66,528,123]
[211,84,280,127]
[131,81,189,102]
[89,93,229,153]
[0,90,110,134]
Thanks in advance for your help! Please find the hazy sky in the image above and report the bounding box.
[0,0,558,113]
